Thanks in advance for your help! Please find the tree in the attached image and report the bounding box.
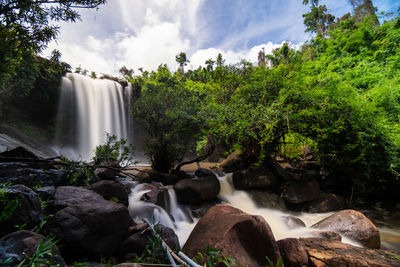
[257,48,266,67]
[175,52,189,73]
[0,0,107,121]
[302,1,335,36]
[131,65,203,172]
[349,0,379,24]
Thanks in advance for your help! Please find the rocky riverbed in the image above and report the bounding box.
[0,146,400,266]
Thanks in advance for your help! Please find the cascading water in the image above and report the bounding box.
[128,173,365,248]
[54,73,135,161]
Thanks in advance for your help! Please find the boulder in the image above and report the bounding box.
[311,209,380,249]
[89,180,129,206]
[282,216,306,229]
[190,201,219,218]
[248,191,286,210]
[277,238,308,267]
[140,184,169,209]
[194,168,216,178]
[119,223,179,262]
[0,163,66,187]
[281,179,320,204]
[0,230,65,266]
[1,185,43,232]
[35,186,56,201]
[174,176,220,204]
[183,205,281,267]
[94,167,120,180]
[278,237,400,267]
[264,154,293,181]
[47,186,134,259]
[233,166,279,191]
[305,192,345,213]
[220,151,246,172]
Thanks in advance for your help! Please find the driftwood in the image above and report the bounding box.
[174,144,215,172]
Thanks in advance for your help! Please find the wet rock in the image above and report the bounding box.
[0,163,66,187]
[305,192,345,213]
[119,224,179,262]
[183,205,281,267]
[174,176,220,204]
[0,230,66,266]
[35,186,56,201]
[1,185,43,233]
[47,186,134,259]
[282,216,306,229]
[220,151,246,172]
[194,168,216,178]
[300,237,399,266]
[248,191,286,210]
[89,180,129,206]
[233,166,279,191]
[140,184,169,209]
[312,209,381,249]
[277,238,309,267]
[310,231,342,241]
[281,179,320,204]
[190,201,219,218]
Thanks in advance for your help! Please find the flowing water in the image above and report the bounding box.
[128,173,367,247]
[54,73,137,161]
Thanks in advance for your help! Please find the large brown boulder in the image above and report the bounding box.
[311,209,380,249]
[277,238,308,267]
[233,166,279,191]
[305,192,345,213]
[47,186,134,260]
[89,180,129,206]
[281,179,320,204]
[0,230,65,266]
[183,205,281,267]
[278,237,400,267]
[220,151,246,172]
[174,176,220,204]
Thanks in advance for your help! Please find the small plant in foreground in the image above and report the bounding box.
[266,256,283,267]
[195,247,236,267]
[18,236,59,267]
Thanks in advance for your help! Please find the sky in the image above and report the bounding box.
[42,0,399,75]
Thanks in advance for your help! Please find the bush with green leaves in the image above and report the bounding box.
[17,237,59,267]
[93,133,135,167]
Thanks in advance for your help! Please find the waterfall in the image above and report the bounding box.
[54,73,133,161]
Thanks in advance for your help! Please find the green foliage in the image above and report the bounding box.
[17,237,59,267]
[195,247,236,267]
[0,188,19,222]
[266,256,284,267]
[64,160,96,186]
[93,133,135,167]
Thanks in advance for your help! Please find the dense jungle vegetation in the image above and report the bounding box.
[126,3,400,203]
[1,0,399,204]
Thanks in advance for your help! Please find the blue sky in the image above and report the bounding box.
[43,0,399,75]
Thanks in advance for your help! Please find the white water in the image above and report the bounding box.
[54,73,133,161]
[128,173,365,248]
